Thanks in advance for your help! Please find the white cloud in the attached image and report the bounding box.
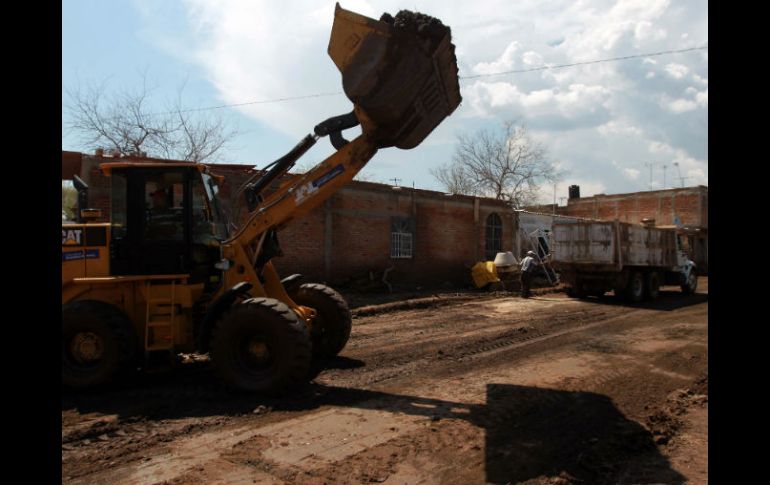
[693,74,708,85]
[624,168,641,180]
[126,0,707,194]
[522,51,544,66]
[643,142,708,186]
[665,63,689,79]
[668,98,697,113]
[597,120,643,136]
[611,160,641,180]
[563,0,672,59]
[695,89,708,107]
[633,20,666,42]
[465,82,611,126]
[648,141,673,155]
[472,41,521,75]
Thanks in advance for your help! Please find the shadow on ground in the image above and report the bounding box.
[559,289,708,312]
[63,373,685,484]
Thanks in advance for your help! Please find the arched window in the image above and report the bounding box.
[485,213,503,260]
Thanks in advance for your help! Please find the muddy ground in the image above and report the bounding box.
[62,278,708,485]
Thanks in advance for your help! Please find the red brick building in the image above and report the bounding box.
[62,151,520,288]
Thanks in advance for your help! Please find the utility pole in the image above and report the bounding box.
[553,184,556,214]
[644,162,659,191]
[662,164,667,189]
[390,177,402,187]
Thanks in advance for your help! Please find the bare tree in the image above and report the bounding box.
[430,161,477,195]
[431,121,562,207]
[65,75,237,163]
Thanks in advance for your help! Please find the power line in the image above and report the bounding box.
[79,44,707,119]
[459,45,708,80]
[175,90,344,114]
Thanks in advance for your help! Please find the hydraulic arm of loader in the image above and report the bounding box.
[219,3,461,313]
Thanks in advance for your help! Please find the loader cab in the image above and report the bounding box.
[106,163,227,287]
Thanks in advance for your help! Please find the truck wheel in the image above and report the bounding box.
[211,298,312,393]
[646,272,661,300]
[62,300,137,388]
[290,283,352,359]
[625,272,645,303]
[681,271,698,295]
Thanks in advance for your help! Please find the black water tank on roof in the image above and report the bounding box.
[568,185,580,199]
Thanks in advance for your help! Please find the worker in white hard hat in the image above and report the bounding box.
[519,250,539,298]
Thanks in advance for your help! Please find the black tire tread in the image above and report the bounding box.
[646,272,661,300]
[210,297,312,393]
[625,271,645,303]
[681,272,698,295]
[291,283,352,358]
[62,300,137,388]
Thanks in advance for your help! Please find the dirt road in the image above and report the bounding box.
[62,278,708,485]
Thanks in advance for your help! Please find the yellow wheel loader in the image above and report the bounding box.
[61,4,461,393]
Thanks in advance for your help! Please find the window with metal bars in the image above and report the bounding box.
[391,217,414,258]
[391,232,413,258]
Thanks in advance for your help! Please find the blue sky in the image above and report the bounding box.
[62,0,708,204]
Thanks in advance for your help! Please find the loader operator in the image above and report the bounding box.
[520,250,539,298]
[147,186,182,240]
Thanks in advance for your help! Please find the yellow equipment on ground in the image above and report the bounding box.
[62,4,461,393]
[471,262,501,289]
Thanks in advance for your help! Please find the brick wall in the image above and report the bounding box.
[558,186,708,228]
[64,151,516,288]
[274,184,514,287]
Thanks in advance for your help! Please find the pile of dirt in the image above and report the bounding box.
[645,373,708,445]
[352,293,482,317]
[379,9,450,41]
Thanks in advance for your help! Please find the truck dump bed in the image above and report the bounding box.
[552,221,678,270]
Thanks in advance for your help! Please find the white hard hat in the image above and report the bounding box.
[527,250,535,256]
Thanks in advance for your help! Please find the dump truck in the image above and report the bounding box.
[551,220,698,302]
[61,3,461,393]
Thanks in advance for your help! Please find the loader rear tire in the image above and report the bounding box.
[62,300,137,388]
[290,283,352,359]
[210,298,312,393]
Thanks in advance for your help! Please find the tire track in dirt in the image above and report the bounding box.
[63,287,707,484]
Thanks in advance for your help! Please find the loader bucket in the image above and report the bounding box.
[328,3,462,149]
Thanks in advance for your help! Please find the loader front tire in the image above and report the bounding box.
[62,300,136,388]
[210,298,312,393]
[290,283,352,359]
